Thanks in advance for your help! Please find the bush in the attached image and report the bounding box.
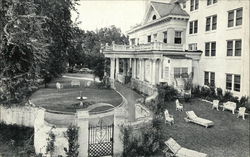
[222,91,233,103]
[200,86,211,99]
[122,123,164,157]
[191,85,201,97]
[157,84,178,103]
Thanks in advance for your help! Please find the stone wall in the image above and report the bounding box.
[0,105,40,127]
[131,78,156,96]
[34,109,68,156]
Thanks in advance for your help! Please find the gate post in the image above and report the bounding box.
[113,107,127,156]
[77,110,89,157]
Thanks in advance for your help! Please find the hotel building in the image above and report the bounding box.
[103,0,249,98]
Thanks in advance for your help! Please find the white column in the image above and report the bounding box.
[77,110,89,157]
[123,59,126,76]
[139,58,143,81]
[115,58,119,78]
[151,59,157,85]
[110,58,115,79]
[141,59,145,81]
[132,58,137,78]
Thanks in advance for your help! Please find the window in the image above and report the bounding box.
[206,15,217,31]
[236,8,243,26]
[130,39,135,45]
[207,0,217,6]
[204,71,215,87]
[174,68,188,78]
[227,39,241,56]
[174,31,182,44]
[212,16,217,30]
[194,20,198,33]
[190,0,199,11]
[189,20,198,34]
[227,40,233,56]
[189,22,193,34]
[206,17,211,31]
[163,32,167,43]
[211,42,216,56]
[205,43,210,56]
[190,0,194,11]
[204,72,209,86]
[226,74,241,92]
[205,42,216,56]
[228,11,234,27]
[234,75,241,91]
[195,0,199,10]
[226,74,232,90]
[147,35,151,43]
[188,43,197,51]
[152,15,156,20]
[174,68,181,78]
[228,8,243,27]
[210,72,215,87]
[235,40,242,56]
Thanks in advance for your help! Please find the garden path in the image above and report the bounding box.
[114,82,143,122]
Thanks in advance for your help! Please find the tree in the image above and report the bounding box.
[0,0,79,104]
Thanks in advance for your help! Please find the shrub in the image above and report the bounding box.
[216,88,223,101]
[191,85,201,97]
[121,123,164,157]
[64,125,79,157]
[200,86,211,99]
[156,84,178,103]
[222,91,233,103]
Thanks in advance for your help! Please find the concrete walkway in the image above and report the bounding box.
[115,82,143,122]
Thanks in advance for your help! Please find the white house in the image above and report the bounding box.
[103,0,249,98]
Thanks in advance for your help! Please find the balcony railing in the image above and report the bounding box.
[104,42,183,52]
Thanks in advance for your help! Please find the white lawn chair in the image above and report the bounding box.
[185,111,214,128]
[176,99,183,111]
[222,101,236,114]
[164,109,174,125]
[212,100,219,111]
[237,107,246,120]
[56,82,63,91]
[164,138,207,157]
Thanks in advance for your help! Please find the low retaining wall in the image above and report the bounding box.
[131,78,156,96]
[0,105,40,127]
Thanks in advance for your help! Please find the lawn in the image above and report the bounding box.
[30,74,122,112]
[159,99,249,157]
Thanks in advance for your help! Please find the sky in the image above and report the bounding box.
[71,0,147,33]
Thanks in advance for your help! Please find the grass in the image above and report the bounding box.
[30,74,122,112]
[158,99,249,157]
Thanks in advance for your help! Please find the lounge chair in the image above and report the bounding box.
[237,107,246,120]
[212,100,219,111]
[176,99,183,111]
[164,109,174,125]
[184,111,214,128]
[222,101,236,114]
[164,138,207,157]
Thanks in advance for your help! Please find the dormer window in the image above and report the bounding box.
[152,15,156,20]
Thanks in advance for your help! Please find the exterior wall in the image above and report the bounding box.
[183,0,250,97]
[129,19,187,48]
[0,105,40,127]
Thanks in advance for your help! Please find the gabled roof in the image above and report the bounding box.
[151,1,189,17]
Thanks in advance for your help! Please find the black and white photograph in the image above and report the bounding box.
[0,0,249,156]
